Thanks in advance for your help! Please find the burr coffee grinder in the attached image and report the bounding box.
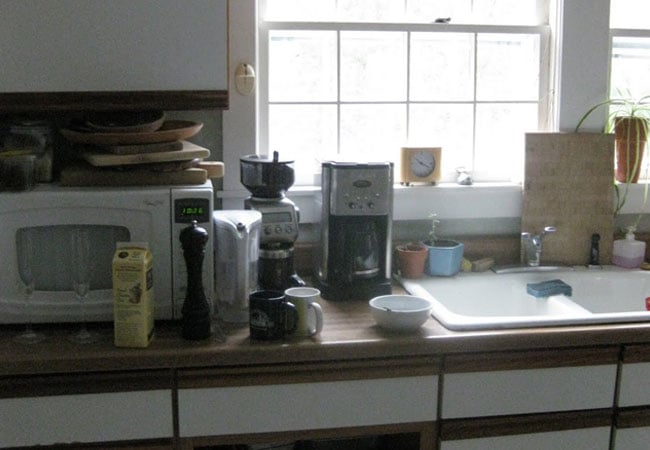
[240,151,305,291]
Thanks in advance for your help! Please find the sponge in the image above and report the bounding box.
[526,279,572,298]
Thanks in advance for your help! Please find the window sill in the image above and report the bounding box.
[219,182,524,223]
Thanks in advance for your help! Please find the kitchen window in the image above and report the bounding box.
[610,0,650,101]
[222,0,615,221]
[258,0,552,185]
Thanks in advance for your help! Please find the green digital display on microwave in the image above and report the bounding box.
[174,198,210,223]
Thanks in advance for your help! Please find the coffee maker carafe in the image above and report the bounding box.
[316,162,393,300]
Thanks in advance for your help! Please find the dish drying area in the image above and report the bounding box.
[401,266,650,331]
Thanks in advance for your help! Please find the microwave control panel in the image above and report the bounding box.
[174,198,211,224]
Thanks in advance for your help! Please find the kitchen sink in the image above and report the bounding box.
[400,266,650,330]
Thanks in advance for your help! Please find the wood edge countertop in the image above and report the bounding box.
[2,281,650,377]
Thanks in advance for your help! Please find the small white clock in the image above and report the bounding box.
[399,147,441,185]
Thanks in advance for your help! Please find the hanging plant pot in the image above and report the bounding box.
[615,117,648,183]
[424,239,464,277]
[395,242,428,279]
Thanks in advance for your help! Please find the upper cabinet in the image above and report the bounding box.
[0,0,228,112]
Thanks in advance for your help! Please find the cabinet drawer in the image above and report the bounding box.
[442,364,616,418]
[440,426,611,450]
[178,375,438,437]
[620,362,650,407]
[0,390,173,447]
[615,426,650,450]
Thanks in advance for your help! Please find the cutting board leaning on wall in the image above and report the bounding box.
[522,132,615,266]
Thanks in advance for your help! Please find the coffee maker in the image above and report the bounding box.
[240,152,305,291]
[316,162,393,300]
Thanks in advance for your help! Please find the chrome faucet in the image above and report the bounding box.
[521,226,556,267]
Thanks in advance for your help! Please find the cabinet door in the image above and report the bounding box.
[1,0,227,92]
[615,427,650,450]
[443,348,619,419]
[178,376,438,437]
[619,361,650,407]
[443,364,616,418]
[441,427,611,450]
[0,390,173,447]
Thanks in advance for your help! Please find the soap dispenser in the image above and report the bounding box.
[613,226,646,269]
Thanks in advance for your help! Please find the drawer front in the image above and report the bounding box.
[442,364,616,418]
[619,362,650,407]
[440,426,611,450]
[615,426,650,450]
[178,375,438,437]
[0,390,173,447]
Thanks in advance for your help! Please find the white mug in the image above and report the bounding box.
[284,287,324,337]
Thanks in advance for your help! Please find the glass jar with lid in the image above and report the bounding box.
[4,120,54,182]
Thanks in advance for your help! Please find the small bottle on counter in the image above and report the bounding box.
[613,226,646,269]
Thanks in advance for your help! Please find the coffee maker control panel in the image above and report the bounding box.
[326,163,392,216]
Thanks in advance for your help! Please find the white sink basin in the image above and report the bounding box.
[400,266,650,330]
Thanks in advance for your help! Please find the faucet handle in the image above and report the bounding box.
[542,226,557,235]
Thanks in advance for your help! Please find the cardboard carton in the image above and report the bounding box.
[112,242,154,347]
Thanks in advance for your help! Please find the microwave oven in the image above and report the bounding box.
[0,182,214,323]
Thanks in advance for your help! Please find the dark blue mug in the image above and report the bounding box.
[249,290,298,340]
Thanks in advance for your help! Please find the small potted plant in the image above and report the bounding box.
[394,241,428,279]
[423,213,464,276]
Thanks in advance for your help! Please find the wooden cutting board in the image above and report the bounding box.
[60,164,208,186]
[82,141,209,167]
[522,133,615,265]
[96,140,184,155]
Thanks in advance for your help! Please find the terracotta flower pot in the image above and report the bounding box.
[615,117,648,183]
[395,242,428,279]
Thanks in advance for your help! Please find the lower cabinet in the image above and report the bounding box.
[0,370,174,448]
[441,426,612,450]
[178,376,437,437]
[614,346,650,449]
[438,347,619,450]
[176,360,440,449]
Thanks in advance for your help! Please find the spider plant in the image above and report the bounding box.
[574,93,650,221]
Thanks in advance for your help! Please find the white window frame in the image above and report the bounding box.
[221,0,614,223]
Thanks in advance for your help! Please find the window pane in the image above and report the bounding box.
[269,105,338,184]
[477,34,540,101]
[341,31,407,101]
[408,0,539,25]
[337,0,405,22]
[470,0,540,25]
[269,30,337,102]
[264,0,336,22]
[265,0,540,25]
[474,103,538,181]
[340,104,407,161]
[407,0,471,23]
[611,37,650,99]
[409,104,474,180]
[610,0,650,28]
[410,33,474,101]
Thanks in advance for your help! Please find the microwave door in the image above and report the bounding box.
[0,188,172,324]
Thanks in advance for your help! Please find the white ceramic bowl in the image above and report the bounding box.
[369,295,433,332]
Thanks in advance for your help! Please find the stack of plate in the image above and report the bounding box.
[59,111,223,186]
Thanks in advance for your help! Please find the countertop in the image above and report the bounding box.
[3,293,650,377]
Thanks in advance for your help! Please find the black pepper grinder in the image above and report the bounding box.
[180,220,211,340]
